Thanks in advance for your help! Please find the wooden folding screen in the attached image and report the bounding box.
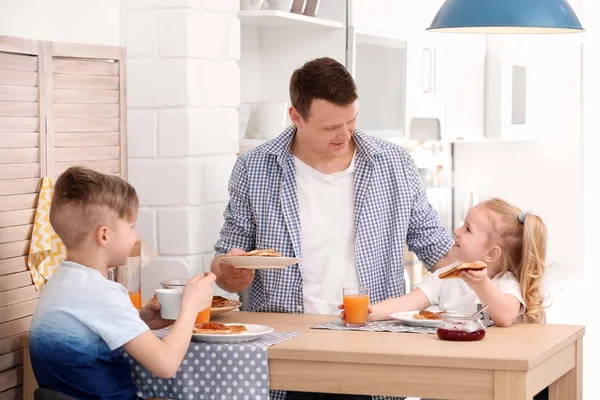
[0,35,127,398]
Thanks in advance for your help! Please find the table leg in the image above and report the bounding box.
[549,338,583,400]
[494,371,531,400]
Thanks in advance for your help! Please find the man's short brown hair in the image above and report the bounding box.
[289,57,358,119]
[50,166,139,249]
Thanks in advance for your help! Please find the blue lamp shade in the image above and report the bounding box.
[427,0,584,34]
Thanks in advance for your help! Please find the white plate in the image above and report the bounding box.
[390,311,443,328]
[192,324,274,343]
[210,300,242,316]
[223,256,301,270]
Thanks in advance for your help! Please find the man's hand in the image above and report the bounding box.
[139,301,173,330]
[213,248,255,293]
[460,268,490,291]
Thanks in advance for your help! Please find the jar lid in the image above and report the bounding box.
[441,311,476,321]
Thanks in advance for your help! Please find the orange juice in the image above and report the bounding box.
[129,292,142,310]
[343,295,369,325]
[195,307,211,324]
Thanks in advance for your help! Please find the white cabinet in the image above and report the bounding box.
[347,28,407,140]
[405,37,442,103]
[484,36,533,141]
[404,33,446,141]
[404,0,447,105]
[238,0,534,152]
[348,0,447,141]
[349,1,492,144]
[439,35,487,141]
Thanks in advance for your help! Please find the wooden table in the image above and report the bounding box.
[21,312,584,400]
[214,312,584,400]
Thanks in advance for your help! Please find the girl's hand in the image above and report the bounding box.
[460,268,490,290]
[337,304,375,325]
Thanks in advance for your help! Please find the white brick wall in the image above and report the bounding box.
[157,11,240,60]
[188,60,241,106]
[129,159,190,206]
[128,110,157,158]
[127,59,188,107]
[126,0,239,299]
[126,10,157,58]
[136,208,157,251]
[158,107,239,156]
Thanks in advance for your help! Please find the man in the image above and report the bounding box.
[211,57,457,399]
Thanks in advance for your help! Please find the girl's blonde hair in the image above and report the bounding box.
[481,198,548,323]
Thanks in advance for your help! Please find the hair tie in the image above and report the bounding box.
[518,211,528,224]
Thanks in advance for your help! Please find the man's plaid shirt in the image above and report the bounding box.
[215,126,454,399]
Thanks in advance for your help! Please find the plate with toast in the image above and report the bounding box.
[210,296,242,316]
[390,310,446,328]
[223,249,300,270]
[192,323,274,343]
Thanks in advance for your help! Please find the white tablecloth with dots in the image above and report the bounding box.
[126,329,299,400]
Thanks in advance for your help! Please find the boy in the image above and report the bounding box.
[29,166,216,399]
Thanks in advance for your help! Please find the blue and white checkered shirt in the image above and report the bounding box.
[215,126,454,399]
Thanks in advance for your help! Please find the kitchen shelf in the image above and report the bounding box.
[238,10,345,29]
[353,28,407,48]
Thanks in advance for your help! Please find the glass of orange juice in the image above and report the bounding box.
[343,287,370,327]
[114,241,142,310]
[128,292,142,310]
[195,306,211,325]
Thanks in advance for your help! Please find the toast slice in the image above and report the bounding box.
[439,261,487,279]
[241,249,282,257]
[211,296,230,308]
[413,310,446,320]
[193,323,248,335]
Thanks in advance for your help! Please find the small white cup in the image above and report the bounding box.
[155,289,182,320]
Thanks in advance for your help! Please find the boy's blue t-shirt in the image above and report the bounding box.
[29,261,148,400]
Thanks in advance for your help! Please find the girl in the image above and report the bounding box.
[367,198,548,326]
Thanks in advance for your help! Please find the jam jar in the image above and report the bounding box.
[437,312,486,342]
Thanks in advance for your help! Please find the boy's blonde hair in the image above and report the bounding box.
[482,198,548,323]
[50,166,138,249]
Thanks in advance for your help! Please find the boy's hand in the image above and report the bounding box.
[181,272,217,314]
[139,301,173,330]
[460,268,490,290]
[337,304,374,325]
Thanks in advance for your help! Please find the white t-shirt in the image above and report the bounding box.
[29,260,148,398]
[294,154,360,315]
[418,264,526,317]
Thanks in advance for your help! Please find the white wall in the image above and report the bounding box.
[581,0,600,294]
[453,33,583,289]
[0,0,122,45]
[581,0,600,395]
[125,0,240,299]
